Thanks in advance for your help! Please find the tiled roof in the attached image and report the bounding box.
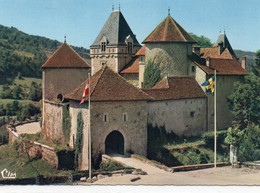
[136,45,146,56]
[90,10,141,47]
[120,56,139,74]
[190,53,249,75]
[200,47,235,59]
[42,42,90,68]
[65,66,152,102]
[143,15,196,43]
[142,76,206,101]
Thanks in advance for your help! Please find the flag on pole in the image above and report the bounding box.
[80,79,90,104]
[201,75,215,93]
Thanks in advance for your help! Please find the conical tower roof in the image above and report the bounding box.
[143,15,196,43]
[90,10,141,47]
[42,42,90,68]
[215,33,236,58]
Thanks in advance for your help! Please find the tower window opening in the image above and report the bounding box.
[101,42,106,52]
[127,42,133,53]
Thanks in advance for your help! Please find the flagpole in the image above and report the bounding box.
[88,72,92,181]
[214,69,217,168]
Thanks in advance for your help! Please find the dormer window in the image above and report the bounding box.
[125,35,133,54]
[101,42,106,52]
[100,35,108,53]
[127,42,133,53]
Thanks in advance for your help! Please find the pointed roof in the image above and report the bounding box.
[214,33,236,57]
[90,10,141,47]
[136,45,146,56]
[65,66,152,102]
[42,42,90,68]
[201,47,235,59]
[143,15,196,43]
[142,76,206,100]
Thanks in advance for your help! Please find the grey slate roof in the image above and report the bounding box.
[90,10,141,48]
[215,33,236,58]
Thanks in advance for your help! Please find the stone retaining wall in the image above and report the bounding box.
[6,124,59,169]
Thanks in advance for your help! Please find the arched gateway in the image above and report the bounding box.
[105,131,124,155]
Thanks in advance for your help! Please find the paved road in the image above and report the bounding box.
[92,155,260,185]
[16,122,41,135]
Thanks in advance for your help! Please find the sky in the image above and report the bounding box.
[0,0,259,52]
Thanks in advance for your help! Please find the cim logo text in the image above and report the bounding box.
[1,169,16,179]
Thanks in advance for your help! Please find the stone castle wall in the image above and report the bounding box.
[147,98,207,136]
[42,101,63,142]
[121,74,139,88]
[43,68,89,101]
[145,43,193,77]
[69,100,89,170]
[90,101,147,159]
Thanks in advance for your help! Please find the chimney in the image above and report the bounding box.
[241,56,246,69]
[206,57,210,67]
[192,45,201,56]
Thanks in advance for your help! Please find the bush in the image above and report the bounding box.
[99,159,125,171]
[202,130,228,153]
[0,126,8,145]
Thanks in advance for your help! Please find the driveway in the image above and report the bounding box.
[92,155,260,185]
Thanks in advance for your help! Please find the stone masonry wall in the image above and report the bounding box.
[91,101,147,159]
[121,74,139,88]
[145,43,193,77]
[147,98,207,136]
[42,101,63,142]
[69,100,89,170]
[43,68,89,101]
[7,127,58,168]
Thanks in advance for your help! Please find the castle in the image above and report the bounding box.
[41,10,248,170]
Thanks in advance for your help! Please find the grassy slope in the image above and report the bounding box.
[0,145,70,179]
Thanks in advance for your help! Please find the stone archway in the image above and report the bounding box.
[105,130,124,155]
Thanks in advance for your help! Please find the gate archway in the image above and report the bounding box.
[105,130,124,155]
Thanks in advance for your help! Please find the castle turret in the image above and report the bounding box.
[90,10,141,74]
[142,14,197,77]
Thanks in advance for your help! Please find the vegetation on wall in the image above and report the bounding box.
[143,58,161,88]
[62,103,71,145]
[75,111,84,168]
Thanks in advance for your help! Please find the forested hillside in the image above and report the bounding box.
[0,24,90,84]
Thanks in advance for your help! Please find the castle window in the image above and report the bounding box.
[139,56,143,62]
[123,113,127,122]
[100,61,106,66]
[103,114,108,122]
[192,66,195,72]
[190,111,195,117]
[127,42,133,53]
[57,94,63,102]
[101,42,106,52]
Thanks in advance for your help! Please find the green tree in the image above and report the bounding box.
[190,33,213,48]
[143,58,161,89]
[227,75,260,161]
[252,49,260,77]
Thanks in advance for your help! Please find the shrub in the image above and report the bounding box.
[202,130,228,153]
[75,111,84,168]
[0,126,8,145]
[62,103,71,144]
[99,159,125,171]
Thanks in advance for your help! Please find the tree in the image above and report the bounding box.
[252,49,260,77]
[226,75,260,162]
[190,33,213,48]
[75,111,84,168]
[143,58,161,89]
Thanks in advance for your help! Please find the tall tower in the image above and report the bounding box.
[142,14,197,77]
[90,10,141,75]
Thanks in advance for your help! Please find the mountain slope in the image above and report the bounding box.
[0,24,90,84]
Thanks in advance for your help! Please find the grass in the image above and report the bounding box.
[164,140,206,150]
[0,99,37,105]
[0,144,70,179]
